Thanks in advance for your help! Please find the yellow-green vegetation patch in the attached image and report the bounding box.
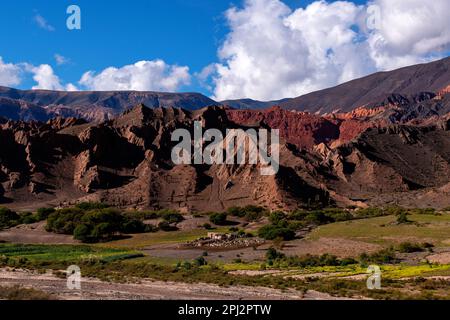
[221,262,262,271]
[380,264,450,279]
[294,264,367,276]
[308,214,450,247]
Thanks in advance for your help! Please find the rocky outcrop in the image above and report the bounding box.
[2,103,450,210]
[0,105,332,211]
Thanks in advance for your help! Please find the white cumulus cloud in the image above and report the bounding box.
[0,57,23,87]
[79,60,191,92]
[367,0,450,70]
[30,64,64,90]
[26,64,77,91]
[210,0,450,101]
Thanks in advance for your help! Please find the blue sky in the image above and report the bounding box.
[0,0,448,100]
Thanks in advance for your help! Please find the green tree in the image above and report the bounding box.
[209,212,228,225]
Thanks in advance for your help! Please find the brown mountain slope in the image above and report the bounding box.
[2,105,450,211]
[0,105,329,211]
[224,56,450,114]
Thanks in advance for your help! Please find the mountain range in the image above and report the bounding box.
[0,57,450,211]
[1,56,449,122]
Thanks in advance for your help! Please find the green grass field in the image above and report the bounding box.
[0,244,143,264]
[308,213,450,247]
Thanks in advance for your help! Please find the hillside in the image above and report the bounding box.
[224,56,450,114]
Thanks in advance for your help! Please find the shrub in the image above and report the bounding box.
[202,223,213,230]
[322,208,353,222]
[36,208,55,221]
[266,252,351,268]
[160,211,184,224]
[73,224,91,242]
[397,242,433,253]
[46,208,84,234]
[353,207,386,219]
[227,206,266,221]
[359,248,398,265]
[340,257,358,266]
[396,210,411,224]
[194,256,207,266]
[303,211,334,225]
[75,202,110,211]
[123,210,159,220]
[0,207,20,230]
[144,224,159,233]
[227,207,246,218]
[121,219,149,234]
[266,247,285,261]
[209,212,228,225]
[410,208,439,216]
[20,212,38,225]
[269,211,287,225]
[158,221,178,232]
[290,210,309,221]
[258,225,295,241]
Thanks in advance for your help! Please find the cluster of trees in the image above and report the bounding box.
[0,207,55,231]
[258,211,296,241]
[227,206,267,222]
[46,203,184,243]
[46,207,150,243]
[124,209,184,231]
[265,248,357,268]
[204,206,268,227]
[260,208,359,241]
[0,208,21,230]
[209,212,228,226]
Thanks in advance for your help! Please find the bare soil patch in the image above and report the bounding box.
[280,238,382,258]
[0,268,341,300]
[0,222,77,245]
[427,252,450,264]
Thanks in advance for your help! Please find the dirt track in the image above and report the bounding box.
[0,268,347,300]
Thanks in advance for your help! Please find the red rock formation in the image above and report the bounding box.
[226,107,340,149]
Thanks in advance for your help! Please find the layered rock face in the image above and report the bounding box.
[0,106,330,211]
[2,103,450,210]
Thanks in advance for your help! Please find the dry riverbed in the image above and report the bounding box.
[0,268,346,300]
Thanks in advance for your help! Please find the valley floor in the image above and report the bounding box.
[1,210,449,300]
[0,268,340,300]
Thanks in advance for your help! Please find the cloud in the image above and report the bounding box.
[79,60,191,92]
[54,54,69,66]
[210,0,450,101]
[196,64,216,92]
[27,64,77,91]
[0,57,23,87]
[65,83,79,92]
[367,0,450,70]
[0,57,187,93]
[34,14,55,31]
[29,64,63,90]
